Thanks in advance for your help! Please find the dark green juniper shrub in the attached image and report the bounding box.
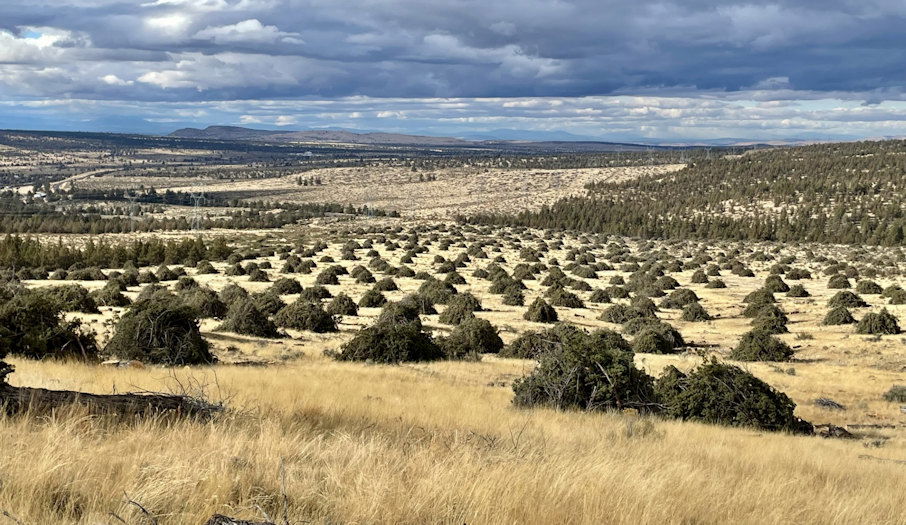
[512,328,655,411]
[655,361,811,433]
[827,274,851,289]
[247,268,270,282]
[856,280,883,295]
[326,293,358,316]
[764,275,790,293]
[274,299,338,333]
[195,260,218,274]
[545,286,585,308]
[374,277,399,291]
[786,284,810,297]
[333,316,443,364]
[68,267,107,281]
[105,290,212,364]
[599,304,644,324]
[0,291,99,361]
[588,288,611,303]
[252,290,287,316]
[46,284,100,313]
[179,286,227,318]
[705,278,727,289]
[883,385,906,403]
[659,288,699,309]
[681,302,712,322]
[271,277,303,295]
[398,293,437,315]
[418,277,457,304]
[217,298,282,338]
[827,291,868,308]
[92,283,132,308]
[730,329,794,362]
[523,297,558,323]
[751,308,789,334]
[500,323,586,359]
[502,287,526,306]
[822,306,855,325]
[690,270,708,284]
[174,276,199,291]
[438,317,503,359]
[604,286,628,300]
[219,282,249,306]
[358,288,388,308]
[300,285,332,301]
[887,289,906,305]
[629,296,659,317]
[856,309,901,335]
[156,265,179,281]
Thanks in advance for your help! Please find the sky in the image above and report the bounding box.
[2,0,906,142]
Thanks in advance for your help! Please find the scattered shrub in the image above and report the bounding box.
[524,297,558,323]
[655,361,811,433]
[823,306,856,325]
[333,319,443,363]
[502,288,525,306]
[92,284,132,308]
[180,286,228,318]
[359,288,388,308]
[439,317,503,359]
[418,278,457,304]
[217,298,282,338]
[271,277,303,295]
[690,269,708,283]
[274,299,338,333]
[730,329,794,361]
[46,284,100,313]
[501,323,586,359]
[764,275,790,293]
[327,293,358,316]
[681,302,712,322]
[0,291,99,361]
[512,328,655,411]
[827,274,851,289]
[438,293,483,325]
[883,385,906,403]
[856,280,883,295]
[252,290,286,316]
[588,288,611,303]
[856,309,901,335]
[786,284,810,297]
[827,291,867,308]
[105,291,211,364]
[659,288,699,309]
[546,286,585,308]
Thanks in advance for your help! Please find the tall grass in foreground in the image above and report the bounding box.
[0,356,904,524]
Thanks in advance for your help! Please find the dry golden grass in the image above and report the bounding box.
[82,164,684,218]
[3,354,906,525]
[8,222,906,523]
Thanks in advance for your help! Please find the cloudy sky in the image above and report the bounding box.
[2,0,906,142]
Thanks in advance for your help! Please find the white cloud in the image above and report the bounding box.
[100,74,133,86]
[194,19,303,44]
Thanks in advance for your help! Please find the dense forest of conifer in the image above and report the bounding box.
[466,140,906,246]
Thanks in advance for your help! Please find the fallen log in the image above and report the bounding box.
[0,383,222,420]
[203,515,276,525]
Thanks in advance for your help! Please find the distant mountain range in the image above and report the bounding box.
[169,126,472,146]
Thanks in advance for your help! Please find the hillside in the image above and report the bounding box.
[469,139,906,245]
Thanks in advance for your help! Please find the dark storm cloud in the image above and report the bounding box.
[1,0,905,100]
[1,0,905,139]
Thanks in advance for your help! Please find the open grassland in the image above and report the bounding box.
[4,354,906,525]
[80,164,684,218]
